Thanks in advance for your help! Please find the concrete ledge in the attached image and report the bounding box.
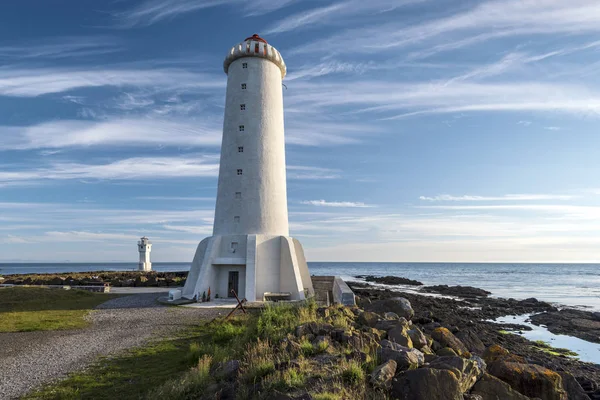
[333,277,356,306]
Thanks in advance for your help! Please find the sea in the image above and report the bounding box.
[1,262,599,312]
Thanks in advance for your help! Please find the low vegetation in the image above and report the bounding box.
[26,299,383,399]
[532,340,579,358]
[0,287,120,332]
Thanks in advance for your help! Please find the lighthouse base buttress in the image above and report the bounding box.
[181,234,314,302]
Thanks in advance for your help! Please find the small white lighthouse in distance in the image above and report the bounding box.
[138,237,152,271]
[182,34,314,302]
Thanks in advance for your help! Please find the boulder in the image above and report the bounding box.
[557,372,589,400]
[385,311,400,320]
[370,360,397,389]
[358,311,380,327]
[431,327,469,357]
[370,297,414,320]
[375,318,409,332]
[407,327,428,349]
[378,340,424,371]
[487,361,567,400]
[471,373,531,400]
[48,276,66,286]
[427,356,485,392]
[437,347,458,357]
[388,325,413,348]
[391,368,463,400]
[456,329,486,354]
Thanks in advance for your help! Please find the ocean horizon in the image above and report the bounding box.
[2,262,599,311]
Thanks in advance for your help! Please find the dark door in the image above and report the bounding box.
[228,271,239,297]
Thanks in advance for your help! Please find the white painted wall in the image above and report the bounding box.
[213,45,289,237]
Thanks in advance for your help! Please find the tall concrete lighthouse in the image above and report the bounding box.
[182,34,313,302]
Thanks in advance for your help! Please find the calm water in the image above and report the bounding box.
[2,262,599,311]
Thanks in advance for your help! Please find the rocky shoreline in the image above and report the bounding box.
[348,278,600,399]
[0,271,187,288]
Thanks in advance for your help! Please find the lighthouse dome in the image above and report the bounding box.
[223,34,286,78]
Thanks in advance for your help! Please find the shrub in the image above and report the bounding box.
[341,360,365,386]
[243,339,276,381]
[300,338,314,356]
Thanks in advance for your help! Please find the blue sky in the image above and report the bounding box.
[1,0,600,263]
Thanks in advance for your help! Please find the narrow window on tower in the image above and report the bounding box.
[242,62,247,68]
[241,83,246,90]
[235,192,242,199]
[240,104,245,111]
[237,169,243,175]
[238,146,244,152]
[234,216,240,223]
[231,242,238,253]
[239,125,244,131]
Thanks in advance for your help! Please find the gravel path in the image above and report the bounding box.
[0,293,224,399]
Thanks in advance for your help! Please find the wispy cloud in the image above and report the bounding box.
[0,36,122,59]
[419,194,576,201]
[264,0,424,35]
[1,118,221,150]
[113,0,299,28]
[0,155,220,185]
[136,196,214,201]
[300,200,373,208]
[286,80,600,119]
[0,67,222,97]
[293,0,600,58]
[286,166,341,180]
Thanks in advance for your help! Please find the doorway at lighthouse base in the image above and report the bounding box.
[181,234,314,302]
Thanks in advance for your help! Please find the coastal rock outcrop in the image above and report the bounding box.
[423,285,492,298]
[370,359,397,389]
[471,373,532,400]
[391,368,463,400]
[356,275,424,286]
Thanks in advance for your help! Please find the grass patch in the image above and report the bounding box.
[341,360,365,386]
[25,299,365,400]
[0,287,120,332]
[25,315,252,400]
[532,340,578,357]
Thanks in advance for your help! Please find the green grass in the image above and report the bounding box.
[25,315,253,400]
[532,340,578,357]
[24,299,366,400]
[0,287,120,332]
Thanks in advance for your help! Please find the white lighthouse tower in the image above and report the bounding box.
[138,237,152,271]
[182,34,314,302]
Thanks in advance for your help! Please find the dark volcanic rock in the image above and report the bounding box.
[368,297,414,320]
[471,373,531,400]
[487,360,567,400]
[558,372,589,400]
[530,309,600,344]
[370,359,397,389]
[426,356,484,392]
[357,275,423,286]
[431,327,469,356]
[423,285,491,298]
[391,368,463,400]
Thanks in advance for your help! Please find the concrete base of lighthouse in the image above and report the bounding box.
[181,235,314,302]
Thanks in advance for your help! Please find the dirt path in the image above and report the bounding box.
[0,292,222,399]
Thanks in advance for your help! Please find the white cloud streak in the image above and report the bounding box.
[419,194,576,201]
[113,0,299,27]
[1,118,221,150]
[0,36,122,59]
[264,0,424,35]
[0,68,222,97]
[300,200,373,208]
